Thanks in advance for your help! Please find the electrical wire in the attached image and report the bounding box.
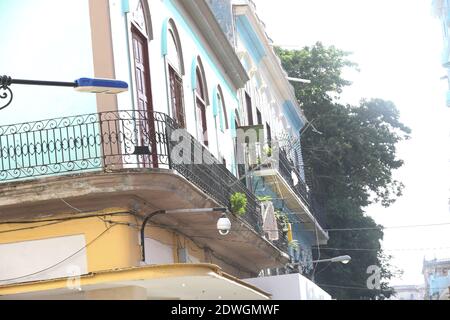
[148,225,450,253]
[0,211,135,225]
[58,197,123,227]
[4,214,448,285]
[0,221,68,235]
[5,216,450,244]
[324,222,450,232]
[315,283,450,292]
[0,224,118,283]
[59,198,83,213]
[316,246,450,252]
[314,261,332,277]
[3,209,450,261]
[310,205,322,281]
[314,283,394,292]
[108,222,450,254]
[4,200,447,235]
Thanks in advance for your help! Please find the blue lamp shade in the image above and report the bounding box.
[75,78,129,94]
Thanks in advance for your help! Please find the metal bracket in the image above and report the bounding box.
[0,76,13,111]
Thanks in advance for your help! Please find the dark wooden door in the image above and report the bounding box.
[132,26,158,167]
[245,92,253,126]
[196,98,208,147]
[169,66,186,128]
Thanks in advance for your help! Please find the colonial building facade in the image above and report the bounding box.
[0,0,328,299]
[423,258,450,300]
[433,0,450,107]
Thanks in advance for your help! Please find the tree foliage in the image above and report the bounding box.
[276,43,410,299]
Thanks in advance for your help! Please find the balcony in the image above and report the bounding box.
[0,110,289,271]
[251,147,329,244]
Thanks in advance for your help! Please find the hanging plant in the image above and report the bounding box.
[230,192,248,216]
[257,195,272,202]
[264,146,273,158]
[288,240,300,251]
[275,210,290,232]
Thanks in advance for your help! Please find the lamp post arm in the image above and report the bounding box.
[11,78,77,88]
[0,75,129,111]
[1,75,77,88]
[139,207,228,262]
[140,210,167,262]
[165,208,228,215]
[312,258,333,264]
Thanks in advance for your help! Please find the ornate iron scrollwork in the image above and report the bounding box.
[0,76,13,111]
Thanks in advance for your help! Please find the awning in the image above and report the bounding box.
[0,264,270,300]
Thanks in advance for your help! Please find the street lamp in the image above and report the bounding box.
[312,255,352,265]
[140,207,231,262]
[0,75,128,111]
[287,77,312,84]
[310,255,352,282]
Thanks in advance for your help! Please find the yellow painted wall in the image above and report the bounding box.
[0,208,210,274]
[0,209,139,272]
[0,206,249,289]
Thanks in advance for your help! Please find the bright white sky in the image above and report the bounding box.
[253,0,450,286]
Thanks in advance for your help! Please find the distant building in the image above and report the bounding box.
[423,258,450,300]
[432,0,450,107]
[390,285,425,300]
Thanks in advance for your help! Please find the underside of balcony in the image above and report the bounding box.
[0,169,290,274]
[253,168,329,245]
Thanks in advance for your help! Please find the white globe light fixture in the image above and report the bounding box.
[217,214,232,236]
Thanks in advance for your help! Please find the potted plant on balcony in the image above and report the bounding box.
[259,146,273,169]
[230,192,248,217]
[257,195,272,202]
[275,210,290,233]
[288,240,300,251]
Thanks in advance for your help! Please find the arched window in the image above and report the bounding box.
[166,20,185,128]
[131,0,152,38]
[131,0,153,115]
[234,109,241,130]
[130,0,158,167]
[217,86,228,131]
[195,58,209,146]
[166,21,184,74]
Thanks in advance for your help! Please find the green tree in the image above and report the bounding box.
[276,43,410,300]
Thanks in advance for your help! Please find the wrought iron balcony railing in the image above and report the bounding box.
[278,148,327,229]
[0,110,287,253]
[247,144,327,229]
[271,219,289,252]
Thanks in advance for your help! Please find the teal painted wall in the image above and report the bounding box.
[235,15,266,64]
[163,0,239,103]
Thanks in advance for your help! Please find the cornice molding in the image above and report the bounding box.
[174,0,249,89]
